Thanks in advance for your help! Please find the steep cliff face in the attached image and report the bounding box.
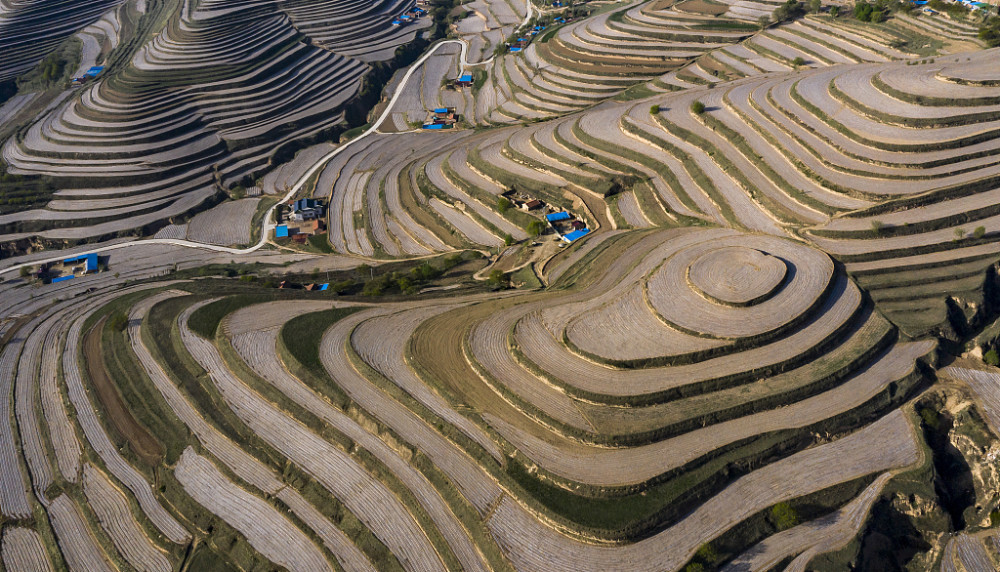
[807,384,1000,572]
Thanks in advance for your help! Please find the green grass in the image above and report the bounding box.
[188,294,277,338]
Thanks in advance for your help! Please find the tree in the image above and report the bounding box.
[691,101,706,114]
[981,17,1000,47]
[503,233,514,246]
[792,56,805,66]
[487,269,509,290]
[955,227,966,240]
[871,219,885,234]
[650,104,660,114]
[18,266,30,278]
[770,502,799,531]
[974,226,986,239]
[809,0,821,12]
[497,196,512,213]
[985,349,1000,366]
[527,219,546,236]
[829,5,840,16]
[109,312,128,333]
[758,14,771,29]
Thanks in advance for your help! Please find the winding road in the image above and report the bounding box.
[1,38,487,277]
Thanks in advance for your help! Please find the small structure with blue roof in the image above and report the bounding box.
[63,253,99,274]
[562,228,590,243]
[275,224,289,238]
[546,211,571,223]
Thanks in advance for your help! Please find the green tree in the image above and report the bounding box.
[770,502,799,531]
[109,312,128,332]
[758,14,771,29]
[985,349,1000,367]
[974,226,986,239]
[487,269,509,290]
[871,219,885,234]
[497,196,512,213]
[18,266,30,278]
[650,104,660,114]
[527,219,546,236]
[792,56,805,66]
[503,233,514,246]
[830,5,840,16]
[955,227,966,240]
[691,101,706,114]
[809,0,821,12]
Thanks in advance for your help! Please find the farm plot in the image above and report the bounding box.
[186,199,260,246]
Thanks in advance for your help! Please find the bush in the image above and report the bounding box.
[770,502,799,530]
[830,5,840,16]
[487,269,509,290]
[792,56,805,66]
[974,226,986,239]
[650,104,660,115]
[19,266,30,278]
[691,101,706,114]
[985,349,1000,367]
[982,17,1000,47]
[109,312,128,333]
[871,220,885,234]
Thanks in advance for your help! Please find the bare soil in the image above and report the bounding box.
[83,317,164,465]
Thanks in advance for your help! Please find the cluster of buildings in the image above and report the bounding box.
[392,5,427,25]
[423,107,458,129]
[501,190,590,243]
[275,198,327,242]
[34,252,101,284]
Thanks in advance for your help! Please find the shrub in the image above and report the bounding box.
[985,349,1000,367]
[109,312,128,333]
[955,227,966,240]
[18,266,30,278]
[982,17,1000,47]
[691,101,706,114]
[650,104,660,114]
[770,502,799,530]
[792,56,805,66]
[830,5,840,16]
[974,226,986,239]
[487,269,509,290]
[871,219,885,234]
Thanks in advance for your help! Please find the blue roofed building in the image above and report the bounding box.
[276,224,289,238]
[63,253,99,274]
[562,228,590,243]
[546,211,571,223]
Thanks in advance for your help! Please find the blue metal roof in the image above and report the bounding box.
[433,107,449,113]
[52,275,75,283]
[510,47,522,52]
[319,283,329,291]
[459,73,473,81]
[64,253,98,272]
[562,229,590,242]
[546,211,571,222]
[276,225,289,238]
[422,123,445,129]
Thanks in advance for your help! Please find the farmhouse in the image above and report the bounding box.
[289,198,325,221]
[423,107,458,129]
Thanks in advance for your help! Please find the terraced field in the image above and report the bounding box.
[0,0,424,243]
[5,0,1000,569]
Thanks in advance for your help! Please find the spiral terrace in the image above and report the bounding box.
[3,0,1000,570]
